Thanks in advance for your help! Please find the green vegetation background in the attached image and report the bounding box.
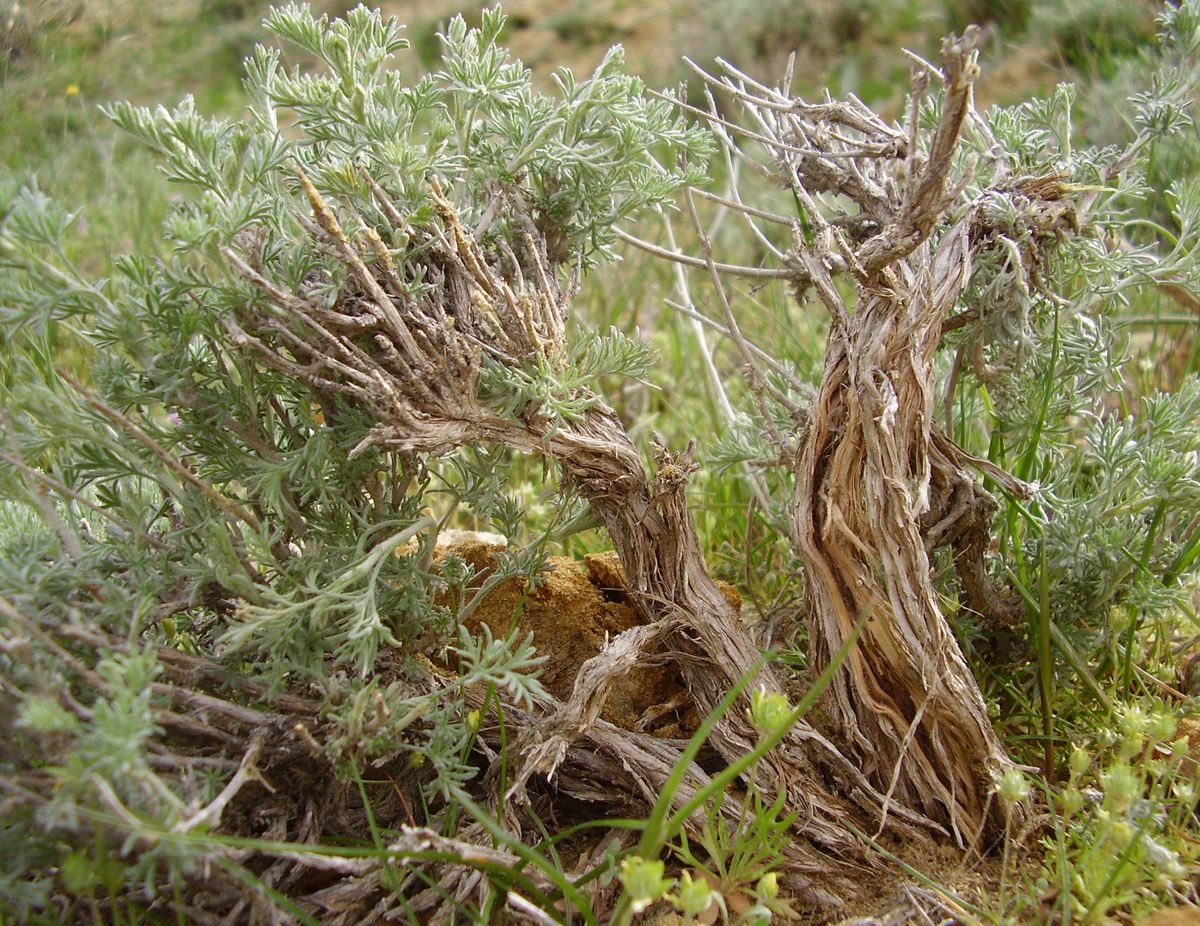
[5,0,1200,922]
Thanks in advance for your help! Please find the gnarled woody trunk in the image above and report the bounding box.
[498,403,923,858]
[674,28,1031,848]
[227,43,1015,865]
[227,176,914,864]
[793,221,1009,844]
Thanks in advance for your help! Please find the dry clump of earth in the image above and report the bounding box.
[441,537,741,736]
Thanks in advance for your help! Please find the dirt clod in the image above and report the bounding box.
[446,542,701,734]
[1137,908,1200,926]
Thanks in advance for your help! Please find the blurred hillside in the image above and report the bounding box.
[0,0,1168,264]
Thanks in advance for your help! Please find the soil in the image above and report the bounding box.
[1139,907,1200,926]
[1175,716,1200,777]
[440,538,740,735]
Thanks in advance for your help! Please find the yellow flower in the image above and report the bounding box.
[65,84,80,97]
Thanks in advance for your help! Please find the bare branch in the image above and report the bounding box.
[615,228,801,280]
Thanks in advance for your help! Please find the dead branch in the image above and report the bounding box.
[676,30,1055,847]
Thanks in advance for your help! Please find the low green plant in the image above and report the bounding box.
[1033,0,1158,75]
[668,781,797,923]
[5,0,1200,922]
[995,702,1199,923]
[0,4,711,918]
[676,0,912,103]
[608,618,870,925]
[942,0,1033,35]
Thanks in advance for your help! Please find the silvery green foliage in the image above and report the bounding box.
[479,325,658,426]
[943,3,1200,645]
[0,5,708,912]
[1044,380,1200,618]
[104,4,710,263]
[100,3,705,430]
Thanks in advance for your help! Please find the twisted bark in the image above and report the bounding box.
[793,223,1009,845]
[224,166,940,869]
[670,30,1081,847]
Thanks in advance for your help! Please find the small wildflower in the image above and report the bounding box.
[996,767,1030,807]
[673,871,715,919]
[1069,744,1091,778]
[1107,606,1129,634]
[619,857,672,914]
[749,688,792,737]
[59,852,93,895]
[1120,704,1150,738]
[1060,787,1084,816]
[1102,763,1138,814]
[65,83,79,97]
[756,872,778,901]
[1149,711,1177,744]
[1120,705,1150,756]
[466,709,481,732]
